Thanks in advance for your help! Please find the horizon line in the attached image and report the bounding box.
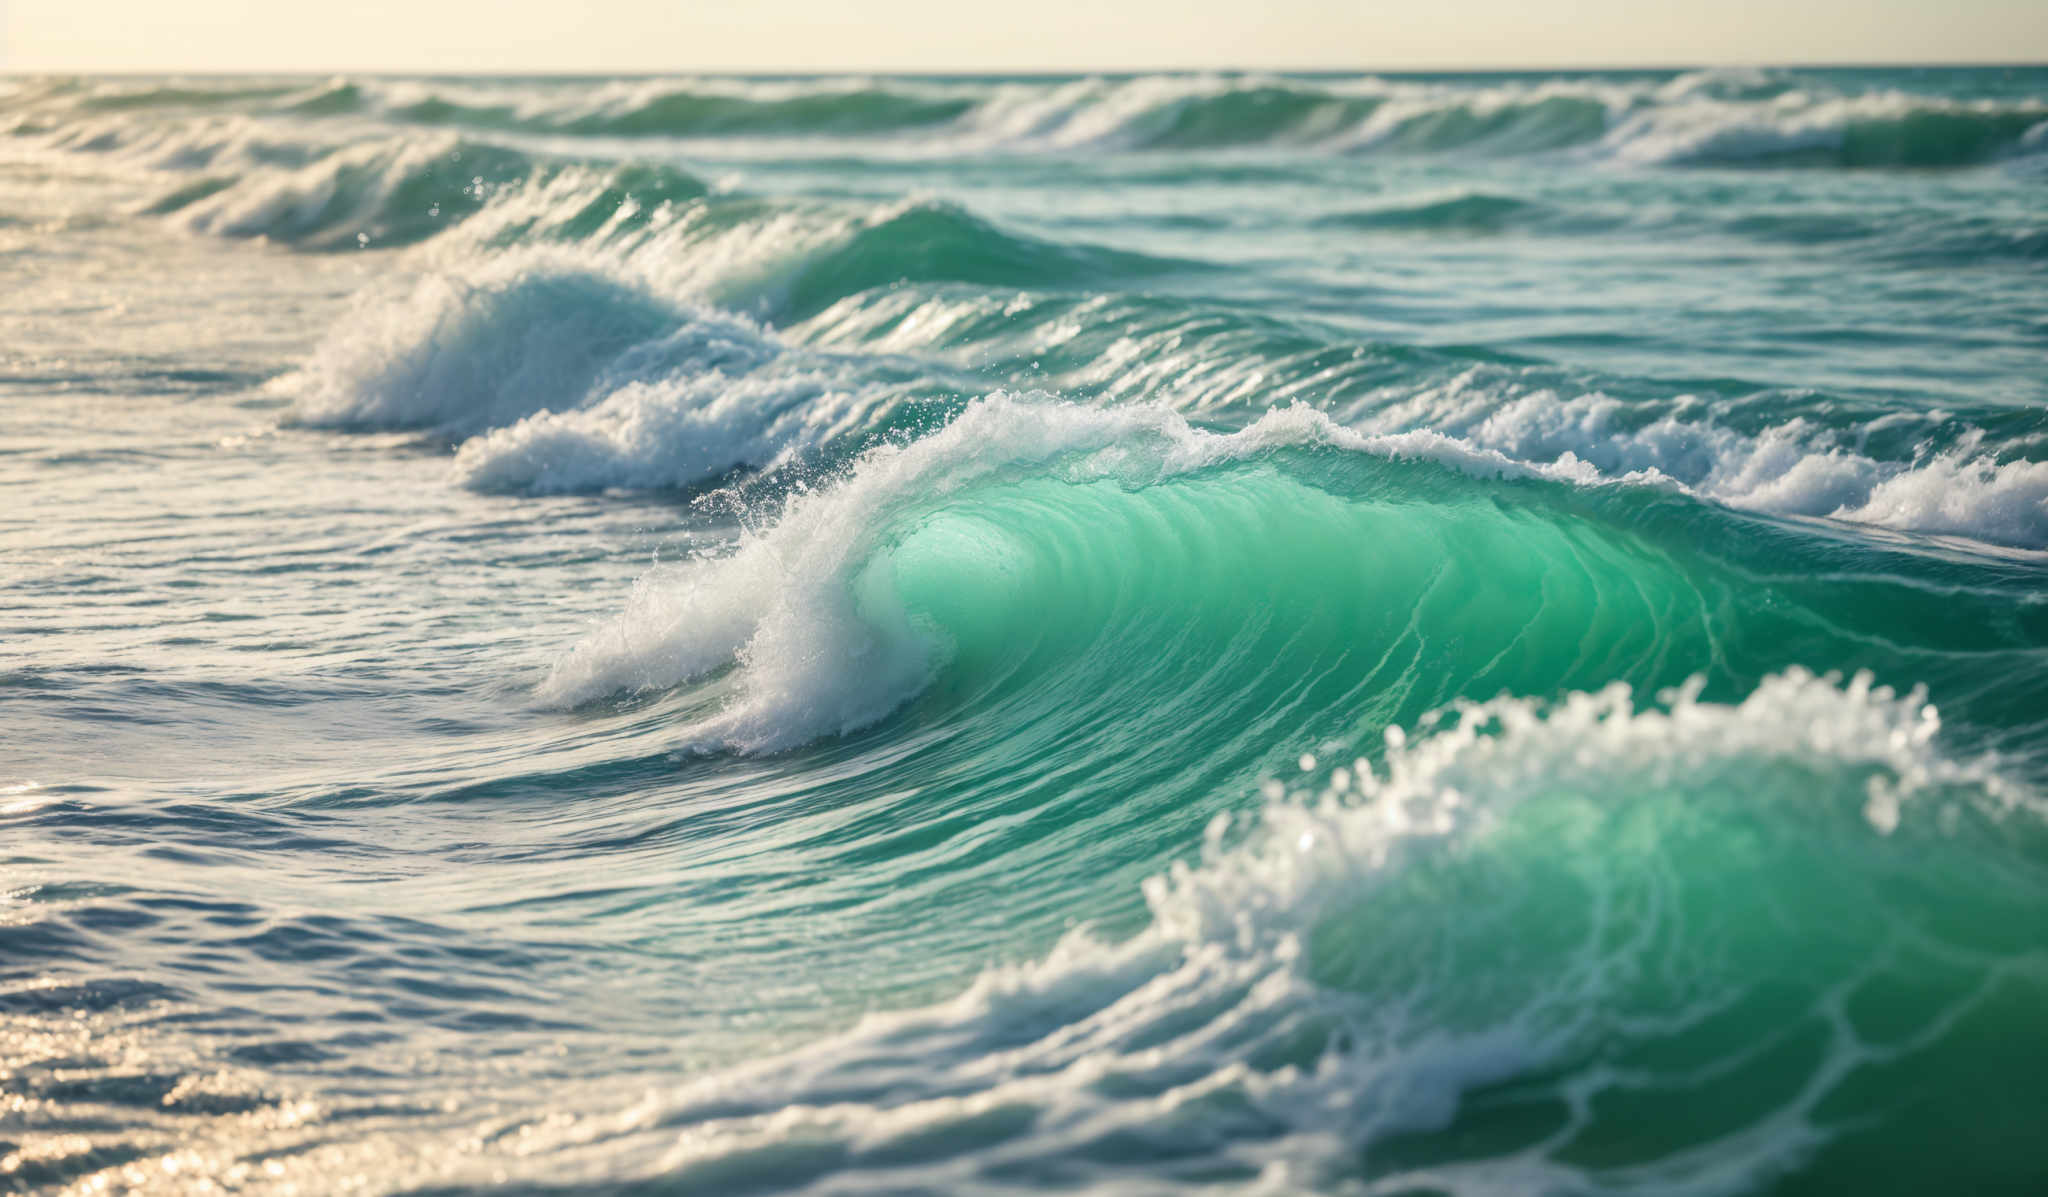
[5,58,2047,79]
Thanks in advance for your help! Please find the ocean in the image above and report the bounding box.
[2,67,2046,1194]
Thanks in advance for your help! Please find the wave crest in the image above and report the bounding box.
[283,254,691,432]
[1602,93,2048,167]
[162,136,538,249]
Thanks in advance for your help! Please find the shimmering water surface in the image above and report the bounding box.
[3,68,2047,1194]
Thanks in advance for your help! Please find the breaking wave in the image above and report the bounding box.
[492,662,2040,1193]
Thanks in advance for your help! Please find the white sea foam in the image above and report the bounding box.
[1363,374,2048,550]
[278,248,913,495]
[1844,452,2048,548]
[453,366,883,495]
[282,253,692,434]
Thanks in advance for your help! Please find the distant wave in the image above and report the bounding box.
[1021,79,1392,149]
[13,70,2045,168]
[143,135,706,250]
[1601,92,2048,168]
[558,84,978,138]
[1316,191,1549,233]
[73,82,302,112]
[746,197,1201,322]
[152,136,541,248]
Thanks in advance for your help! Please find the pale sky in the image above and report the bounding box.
[4,0,2045,73]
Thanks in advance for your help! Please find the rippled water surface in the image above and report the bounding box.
[3,68,2047,1194]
